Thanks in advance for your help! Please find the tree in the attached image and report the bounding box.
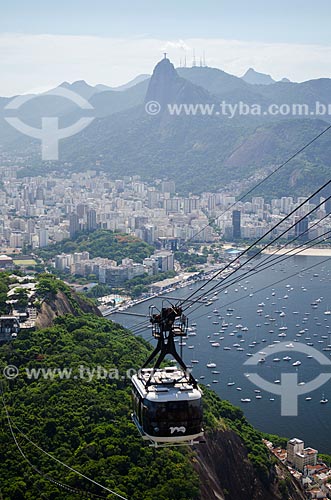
[12,288,29,311]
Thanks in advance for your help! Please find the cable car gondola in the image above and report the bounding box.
[131,305,204,447]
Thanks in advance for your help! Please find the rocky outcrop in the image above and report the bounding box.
[193,430,307,500]
[35,289,101,329]
[145,56,210,108]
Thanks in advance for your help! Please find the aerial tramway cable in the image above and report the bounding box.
[124,127,331,334]
[187,234,331,321]
[184,220,331,318]
[179,123,331,248]
[130,208,331,334]
[191,255,331,324]
[0,384,127,500]
[179,179,331,311]
[130,210,331,334]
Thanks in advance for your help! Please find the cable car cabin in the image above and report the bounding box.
[132,366,203,446]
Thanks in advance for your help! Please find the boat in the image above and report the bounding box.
[292,361,301,366]
[206,362,216,368]
[320,394,328,404]
[240,398,251,403]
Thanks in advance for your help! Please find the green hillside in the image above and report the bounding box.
[0,274,283,499]
[36,230,154,265]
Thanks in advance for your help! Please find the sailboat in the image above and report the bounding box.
[323,333,331,351]
[320,394,328,404]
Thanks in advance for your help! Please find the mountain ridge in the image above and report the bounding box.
[0,272,308,499]
[2,58,331,198]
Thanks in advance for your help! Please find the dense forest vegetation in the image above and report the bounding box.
[0,274,281,499]
[36,230,154,265]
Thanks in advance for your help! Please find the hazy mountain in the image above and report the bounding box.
[176,67,276,106]
[56,59,331,197]
[242,68,275,85]
[3,59,331,198]
[90,79,149,117]
[106,74,150,91]
[146,58,211,107]
[177,66,251,96]
[56,80,102,100]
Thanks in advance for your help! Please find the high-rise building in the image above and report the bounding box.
[287,438,317,471]
[150,251,174,272]
[287,438,304,464]
[161,180,176,194]
[294,216,308,241]
[232,210,241,239]
[147,190,160,209]
[183,197,199,214]
[76,203,87,218]
[165,198,180,214]
[69,213,80,239]
[281,197,293,214]
[38,228,49,248]
[86,209,97,231]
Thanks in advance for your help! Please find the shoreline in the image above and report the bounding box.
[262,247,331,257]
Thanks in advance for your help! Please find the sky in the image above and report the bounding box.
[1,0,331,96]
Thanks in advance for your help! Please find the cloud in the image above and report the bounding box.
[162,39,191,52]
[0,34,331,96]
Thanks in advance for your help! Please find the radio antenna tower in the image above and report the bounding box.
[192,49,196,67]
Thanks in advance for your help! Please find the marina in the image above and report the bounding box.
[108,255,331,453]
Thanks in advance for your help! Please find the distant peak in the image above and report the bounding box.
[153,57,177,74]
[58,80,96,99]
[71,80,92,88]
[145,57,209,107]
[242,68,275,85]
[59,80,92,89]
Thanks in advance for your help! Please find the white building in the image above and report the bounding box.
[287,438,318,471]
